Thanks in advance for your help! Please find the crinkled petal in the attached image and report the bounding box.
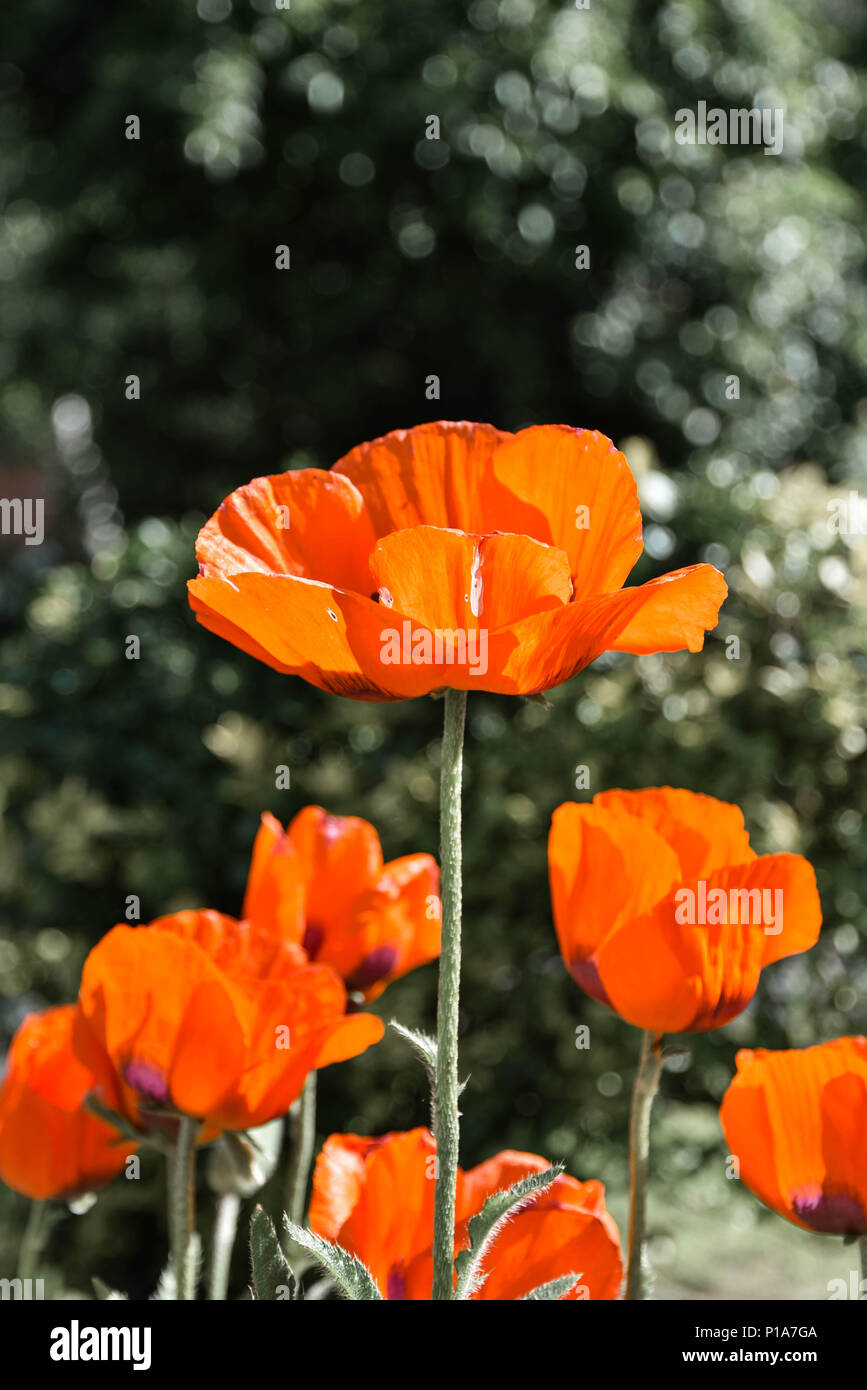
[481,425,643,596]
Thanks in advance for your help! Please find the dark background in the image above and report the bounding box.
[1,0,865,1299]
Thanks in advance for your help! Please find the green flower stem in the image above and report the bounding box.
[626,1029,665,1300]
[208,1192,241,1301]
[169,1116,200,1300]
[432,687,467,1302]
[284,1071,317,1230]
[18,1199,47,1282]
[860,1236,867,1298]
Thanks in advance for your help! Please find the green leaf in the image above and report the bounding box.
[282,1219,382,1300]
[521,1273,582,1300]
[389,1022,468,1127]
[453,1165,564,1300]
[389,1020,437,1075]
[250,1205,297,1301]
[149,1261,176,1301]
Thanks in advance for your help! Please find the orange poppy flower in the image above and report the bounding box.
[720,1038,867,1236]
[0,1006,134,1200]
[77,910,384,1137]
[188,422,726,700]
[549,787,822,1033]
[243,805,440,1000]
[308,1127,623,1299]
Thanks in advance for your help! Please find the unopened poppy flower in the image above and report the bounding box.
[308,1127,623,1299]
[549,787,822,1033]
[0,1006,134,1200]
[77,911,384,1137]
[243,805,440,1000]
[720,1038,867,1236]
[188,422,726,700]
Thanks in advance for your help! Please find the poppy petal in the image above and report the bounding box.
[333,421,510,536]
[481,425,643,596]
[549,802,681,997]
[0,1007,134,1201]
[287,806,383,928]
[189,571,437,699]
[219,966,382,1129]
[242,814,307,942]
[597,855,821,1033]
[308,1134,379,1241]
[369,527,573,633]
[592,787,754,880]
[195,468,377,594]
[720,1040,867,1235]
[606,564,728,654]
[327,1129,439,1297]
[473,1205,623,1300]
[79,924,248,1116]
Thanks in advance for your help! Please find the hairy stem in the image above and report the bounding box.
[859,1236,867,1299]
[432,687,467,1301]
[284,1071,317,1232]
[626,1029,665,1300]
[17,1199,47,1282]
[208,1192,241,1301]
[169,1116,200,1300]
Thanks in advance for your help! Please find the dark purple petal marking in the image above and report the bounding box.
[570,954,611,1008]
[302,922,324,960]
[125,1059,170,1106]
[791,1186,867,1235]
[345,945,399,992]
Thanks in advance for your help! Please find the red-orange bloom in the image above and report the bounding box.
[77,911,384,1137]
[720,1038,867,1235]
[188,422,726,700]
[549,787,822,1033]
[243,805,440,1000]
[0,1006,134,1200]
[308,1128,623,1299]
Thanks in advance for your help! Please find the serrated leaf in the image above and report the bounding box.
[521,1272,582,1301]
[282,1219,382,1300]
[149,1261,176,1301]
[389,1021,437,1075]
[250,1205,296,1301]
[92,1276,128,1301]
[453,1164,563,1300]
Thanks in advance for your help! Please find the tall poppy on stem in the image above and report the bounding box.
[77,909,383,1299]
[243,805,440,1004]
[189,421,727,1297]
[721,1038,867,1291]
[548,786,822,1298]
[241,803,439,1232]
[0,1005,137,1285]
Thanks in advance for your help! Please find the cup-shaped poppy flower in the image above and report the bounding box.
[243,805,440,1000]
[549,787,822,1033]
[0,1006,134,1200]
[308,1127,623,1299]
[720,1038,867,1236]
[188,422,727,700]
[77,911,384,1137]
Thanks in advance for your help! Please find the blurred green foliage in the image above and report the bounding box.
[0,0,865,1299]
